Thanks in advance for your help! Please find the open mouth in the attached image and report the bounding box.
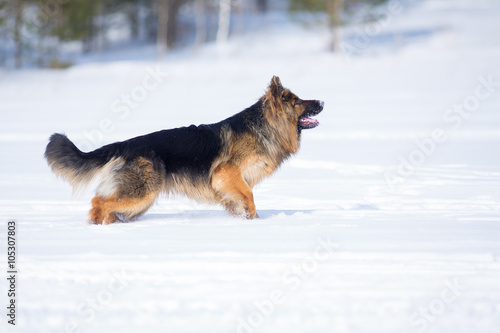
[299,117,319,129]
[298,101,324,130]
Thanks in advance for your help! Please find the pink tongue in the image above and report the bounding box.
[300,117,318,126]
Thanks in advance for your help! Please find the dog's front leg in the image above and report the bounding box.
[211,163,258,219]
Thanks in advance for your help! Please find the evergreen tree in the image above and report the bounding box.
[51,0,104,53]
[290,0,387,52]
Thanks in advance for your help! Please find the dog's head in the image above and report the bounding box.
[264,76,324,131]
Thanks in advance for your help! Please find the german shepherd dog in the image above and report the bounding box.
[45,76,323,224]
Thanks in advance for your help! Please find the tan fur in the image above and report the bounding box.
[89,192,160,225]
[167,174,218,204]
[211,163,257,219]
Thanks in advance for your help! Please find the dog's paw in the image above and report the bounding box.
[245,207,258,220]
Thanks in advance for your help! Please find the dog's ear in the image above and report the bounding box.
[269,76,284,97]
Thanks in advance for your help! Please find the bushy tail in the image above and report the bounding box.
[44,133,118,193]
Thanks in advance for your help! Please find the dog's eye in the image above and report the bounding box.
[294,99,303,106]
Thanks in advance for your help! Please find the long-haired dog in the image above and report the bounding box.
[45,76,324,224]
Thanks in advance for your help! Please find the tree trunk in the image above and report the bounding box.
[256,0,268,13]
[167,0,181,49]
[194,0,206,46]
[53,3,63,63]
[157,0,169,57]
[216,0,231,47]
[327,0,343,53]
[127,2,140,40]
[95,2,106,57]
[14,0,23,69]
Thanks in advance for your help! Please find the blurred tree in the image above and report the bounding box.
[290,0,387,52]
[0,0,281,68]
[157,0,169,56]
[104,0,155,43]
[328,0,344,52]
[121,0,143,40]
[0,0,62,68]
[0,1,5,32]
[166,0,186,48]
[194,0,206,46]
[51,0,105,53]
[13,0,24,68]
[156,0,190,56]
[216,0,231,47]
[0,0,8,66]
[256,0,268,12]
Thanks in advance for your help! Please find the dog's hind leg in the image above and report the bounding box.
[212,163,258,219]
[89,196,121,225]
[89,157,164,225]
[89,193,159,225]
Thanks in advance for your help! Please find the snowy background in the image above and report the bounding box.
[1,0,500,332]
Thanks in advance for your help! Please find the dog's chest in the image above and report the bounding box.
[240,156,276,188]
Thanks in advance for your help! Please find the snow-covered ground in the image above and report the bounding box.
[1,0,500,332]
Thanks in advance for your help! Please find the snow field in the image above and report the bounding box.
[1,0,500,332]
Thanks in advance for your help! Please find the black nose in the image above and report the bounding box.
[314,100,324,111]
